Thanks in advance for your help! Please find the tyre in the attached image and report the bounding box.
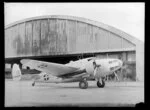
[97,80,105,88]
[79,80,88,89]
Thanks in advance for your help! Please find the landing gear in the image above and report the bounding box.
[97,79,105,88]
[79,79,88,89]
[32,81,35,86]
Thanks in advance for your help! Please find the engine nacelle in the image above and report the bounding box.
[85,61,94,76]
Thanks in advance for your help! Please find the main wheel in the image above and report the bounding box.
[79,80,88,89]
[97,80,105,88]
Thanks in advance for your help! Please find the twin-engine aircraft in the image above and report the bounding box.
[12,57,123,89]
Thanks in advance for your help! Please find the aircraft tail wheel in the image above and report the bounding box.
[97,80,105,88]
[32,82,35,86]
[79,80,88,89]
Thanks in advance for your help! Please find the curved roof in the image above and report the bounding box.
[5,15,141,45]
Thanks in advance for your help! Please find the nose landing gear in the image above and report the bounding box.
[97,78,105,88]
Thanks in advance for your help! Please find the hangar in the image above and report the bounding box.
[5,15,144,81]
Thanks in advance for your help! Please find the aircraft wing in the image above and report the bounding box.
[20,59,80,77]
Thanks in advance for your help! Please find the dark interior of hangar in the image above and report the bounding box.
[5,53,96,65]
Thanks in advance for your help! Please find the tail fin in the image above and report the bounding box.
[12,64,22,81]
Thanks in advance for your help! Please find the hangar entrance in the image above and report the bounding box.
[29,54,95,64]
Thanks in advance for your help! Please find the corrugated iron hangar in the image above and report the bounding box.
[5,15,144,81]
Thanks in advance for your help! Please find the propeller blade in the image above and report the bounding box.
[93,67,97,77]
[114,71,119,81]
[93,59,101,79]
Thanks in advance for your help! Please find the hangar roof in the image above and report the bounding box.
[5,15,142,45]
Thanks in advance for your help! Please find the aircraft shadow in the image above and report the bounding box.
[56,86,100,89]
[34,83,101,89]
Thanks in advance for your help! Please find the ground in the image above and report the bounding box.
[5,79,144,107]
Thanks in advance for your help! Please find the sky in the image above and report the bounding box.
[4,3,145,42]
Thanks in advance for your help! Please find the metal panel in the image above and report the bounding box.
[84,24,90,52]
[76,21,88,53]
[93,26,101,51]
[97,28,108,50]
[108,33,122,49]
[40,19,49,55]
[5,29,9,57]
[85,24,94,52]
[17,23,25,56]
[12,25,24,57]
[25,22,33,56]
[9,27,16,57]
[5,28,16,57]
[67,20,76,53]
[122,38,135,48]
[32,20,41,56]
[48,19,57,54]
[57,20,67,54]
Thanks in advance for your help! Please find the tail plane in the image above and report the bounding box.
[12,64,22,81]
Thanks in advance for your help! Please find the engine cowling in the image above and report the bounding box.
[85,61,95,76]
[85,60,102,78]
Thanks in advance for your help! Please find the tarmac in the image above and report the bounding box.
[5,79,144,107]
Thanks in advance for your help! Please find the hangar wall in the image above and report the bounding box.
[136,42,144,81]
[5,16,135,58]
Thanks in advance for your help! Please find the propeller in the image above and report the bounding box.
[113,60,127,81]
[93,60,101,78]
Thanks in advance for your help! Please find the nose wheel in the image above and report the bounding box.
[79,79,88,89]
[97,79,105,88]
